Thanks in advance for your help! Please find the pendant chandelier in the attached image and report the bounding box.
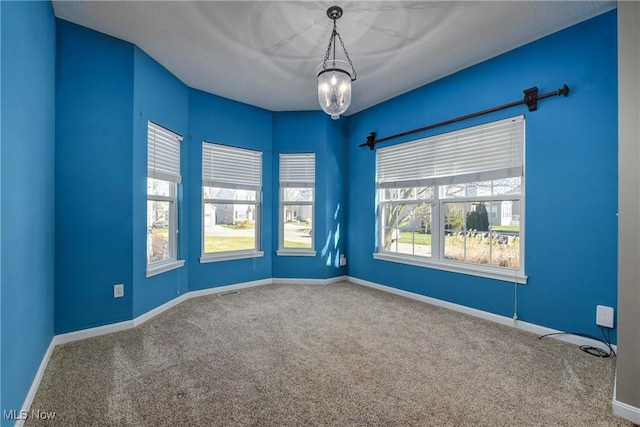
[317,6,357,120]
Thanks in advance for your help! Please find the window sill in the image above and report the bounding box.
[372,252,527,284]
[146,259,185,278]
[200,250,264,263]
[277,249,316,257]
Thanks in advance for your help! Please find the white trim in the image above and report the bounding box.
[135,278,272,326]
[279,153,316,253]
[44,278,303,349]
[145,259,185,278]
[348,276,613,351]
[187,278,273,298]
[15,339,56,427]
[372,252,527,284]
[200,250,264,263]
[56,278,273,343]
[613,373,640,424]
[133,293,189,327]
[277,249,316,257]
[53,319,134,346]
[272,276,347,286]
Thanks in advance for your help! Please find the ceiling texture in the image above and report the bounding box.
[52,1,615,115]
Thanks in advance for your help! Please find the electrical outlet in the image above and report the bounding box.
[339,254,347,267]
[114,284,124,298]
[596,305,614,328]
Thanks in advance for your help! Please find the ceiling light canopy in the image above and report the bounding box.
[317,6,357,120]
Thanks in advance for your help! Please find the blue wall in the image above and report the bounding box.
[346,11,618,339]
[0,1,56,422]
[132,47,189,317]
[325,116,349,277]
[55,20,134,333]
[272,112,348,278]
[187,89,274,290]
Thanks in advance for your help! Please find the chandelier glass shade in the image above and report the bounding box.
[317,60,353,120]
[317,6,356,120]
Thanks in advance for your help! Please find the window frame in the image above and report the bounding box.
[374,117,527,284]
[200,142,264,263]
[278,153,316,256]
[278,188,316,256]
[201,186,263,262]
[378,188,434,258]
[146,121,185,277]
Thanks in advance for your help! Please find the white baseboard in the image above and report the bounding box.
[53,319,134,346]
[613,373,640,424]
[55,279,273,344]
[135,279,273,327]
[133,293,190,327]
[15,339,56,427]
[187,278,273,299]
[348,276,617,352]
[272,275,348,286]
[325,275,349,284]
[51,276,346,348]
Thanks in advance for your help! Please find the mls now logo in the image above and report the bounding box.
[3,409,56,420]
[3,410,28,420]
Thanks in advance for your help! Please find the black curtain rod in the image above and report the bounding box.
[359,84,569,150]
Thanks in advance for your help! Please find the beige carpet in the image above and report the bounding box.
[27,282,630,426]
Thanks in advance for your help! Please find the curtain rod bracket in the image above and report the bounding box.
[523,87,539,111]
[364,132,377,150]
[523,84,569,112]
[360,83,570,150]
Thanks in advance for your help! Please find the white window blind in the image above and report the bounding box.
[147,121,183,183]
[280,153,316,188]
[376,116,524,188]
[202,142,263,190]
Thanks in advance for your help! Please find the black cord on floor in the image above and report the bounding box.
[598,325,617,357]
[538,328,616,358]
[579,345,610,357]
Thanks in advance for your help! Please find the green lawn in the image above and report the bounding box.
[204,236,312,252]
[491,224,520,232]
[204,236,256,252]
[398,232,431,245]
[283,241,312,249]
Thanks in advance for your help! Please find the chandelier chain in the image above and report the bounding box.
[322,21,337,69]
[335,31,357,81]
[321,19,357,81]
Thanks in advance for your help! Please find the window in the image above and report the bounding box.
[375,116,526,283]
[279,153,316,256]
[201,142,263,262]
[146,121,184,277]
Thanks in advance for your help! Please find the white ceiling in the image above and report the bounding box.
[52,1,615,115]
